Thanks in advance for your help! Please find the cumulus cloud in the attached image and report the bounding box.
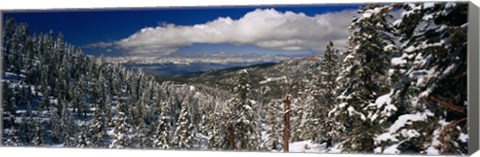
[91,8,358,55]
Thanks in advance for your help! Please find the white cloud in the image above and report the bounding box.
[93,8,358,55]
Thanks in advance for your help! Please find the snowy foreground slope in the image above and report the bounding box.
[288,140,336,153]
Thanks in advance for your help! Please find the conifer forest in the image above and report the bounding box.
[1,2,468,155]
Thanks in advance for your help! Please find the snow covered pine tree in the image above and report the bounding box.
[110,97,133,148]
[331,4,398,153]
[172,102,196,149]
[224,70,260,151]
[374,2,468,155]
[263,100,283,151]
[316,41,341,148]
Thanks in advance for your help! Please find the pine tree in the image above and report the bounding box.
[298,42,340,144]
[110,97,133,149]
[76,127,91,148]
[14,103,35,146]
[134,116,152,148]
[153,101,173,149]
[5,22,29,75]
[72,76,87,116]
[331,4,397,152]
[49,103,62,144]
[316,41,341,147]
[2,82,17,129]
[374,2,468,155]
[89,109,107,147]
[224,69,260,151]
[262,100,283,151]
[104,94,113,126]
[3,124,22,146]
[297,95,319,142]
[172,103,196,149]
[60,99,79,147]
[132,90,153,148]
[31,119,44,146]
[3,17,16,70]
[197,110,210,150]
[289,97,306,143]
[205,107,228,150]
[17,112,33,145]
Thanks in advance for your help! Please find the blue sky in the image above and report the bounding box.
[3,4,361,62]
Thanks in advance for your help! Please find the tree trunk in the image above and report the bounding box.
[227,126,235,150]
[283,94,291,152]
[326,138,332,148]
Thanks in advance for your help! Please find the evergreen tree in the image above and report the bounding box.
[299,42,340,144]
[3,124,22,146]
[225,69,260,151]
[60,99,79,147]
[72,76,87,117]
[207,110,229,150]
[89,109,107,147]
[17,112,33,145]
[262,100,283,151]
[132,89,153,148]
[31,119,45,146]
[153,101,173,149]
[134,116,152,148]
[197,110,210,150]
[289,97,306,143]
[205,107,227,150]
[104,94,113,126]
[374,2,468,155]
[13,103,35,146]
[49,104,62,143]
[2,82,16,128]
[317,41,341,147]
[297,95,319,142]
[110,97,133,149]
[3,17,16,70]
[172,103,196,149]
[331,4,397,152]
[76,127,91,148]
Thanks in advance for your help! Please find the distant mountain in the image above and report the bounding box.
[123,62,273,77]
[104,53,305,65]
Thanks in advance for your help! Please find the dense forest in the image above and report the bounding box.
[2,2,468,155]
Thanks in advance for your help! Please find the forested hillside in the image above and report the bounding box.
[1,18,232,149]
[2,2,468,155]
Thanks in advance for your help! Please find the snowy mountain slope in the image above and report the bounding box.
[182,56,321,105]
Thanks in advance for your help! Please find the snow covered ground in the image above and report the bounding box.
[281,140,341,153]
[288,140,326,153]
[259,76,288,84]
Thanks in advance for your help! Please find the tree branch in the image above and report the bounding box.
[429,95,465,114]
